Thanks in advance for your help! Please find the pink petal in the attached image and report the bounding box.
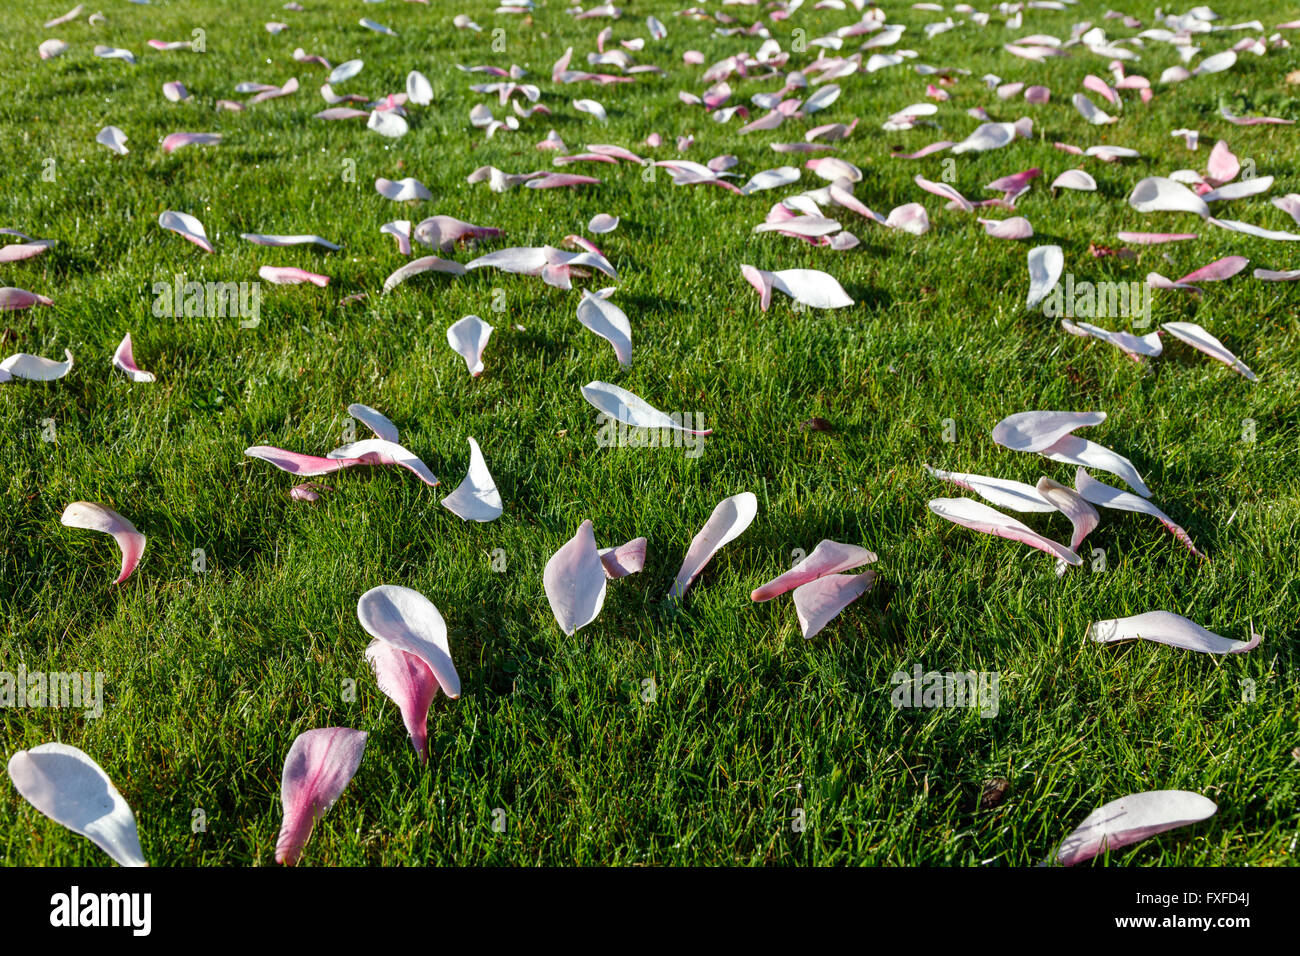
[978,216,1034,239]
[543,520,608,634]
[669,492,758,600]
[1035,476,1100,554]
[112,332,155,382]
[290,482,331,502]
[245,446,365,477]
[365,641,438,761]
[161,132,222,153]
[0,287,53,310]
[751,540,877,602]
[525,173,602,189]
[275,727,367,865]
[915,174,972,212]
[1115,231,1198,245]
[327,439,439,486]
[158,210,213,253]
[413,216,501,252]
[929,497,1081,565]
[599,537,647,578]
[1160,321,1255,380]
[60,502,146,584]
[1055,791,1217,866]
[792,572,876,639]
[258,266,330,286]
[1074,468,1202,557]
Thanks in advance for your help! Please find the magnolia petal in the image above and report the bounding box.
[1089,610,1259,656]
[588,213,619,234]
[669,492,758,600]
[328,59,364,84]
[1055,791,1217,866]
[347,403,399,443]
[383,256,467,293]
[158,210,213,253]
[1061,320,1163,361]
[7,743,146,867]
[258,266,329,286]
[929,497,1082,565]
[793,572,876,639]
[356,585,459,697]
[440,437,502,522]
[1072,93,1116,125]
[599,538,647,579]
[751,540,877,602]
[0,241,52,263]
[160,132,221,153]
[0,287,54,311]
[1051,169,1096,191]
[915,174,973,212]
[1074,468,1202,557]
[581,381,710,436]
[446,315,492,376]
[992,410,1106,452]
[244,446,364,477]
[241,233,340,250]
[886,203,929,234]
[1026,245,1064,309]
[1128,177,1209,217]
[1115,231,1198,245]
[1035,476,1100,553]
[1,348,73,381]
[740,166,801,195]
[924,465,1054,512]
[96,125,128,155]
[413,216,501,252]
[1201,177,1273,203]
[112,333,155,383]
[368,109,409,138]
[1041,433,1150,498]
[327,439,438,486]
[1161,321,1255,380]
[290,483,330,503]
[275,727,367,865]
[406,70,433,106]
[365,641,437,762]
[576,289,631,367]
[60,502,145,584]
[979,216,1034,239]
[740,265,853,309]
[1206,217,1300,241]
[543,520,608,634]
[380,220,412,255]
[375,177,431,201]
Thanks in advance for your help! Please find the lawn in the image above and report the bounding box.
[1,0,1298,866]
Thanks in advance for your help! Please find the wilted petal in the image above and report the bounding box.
[60,502,145,584]
[7,743,146,867]
[1089,610,1259,656]
[0,287,54,311]
[245,446,364,477]
[275,727,367,865]
[669,492,758,600]
[1035,476,1100,554]
[543,520,607,634]
[1055,791,1217,866]
[383,256,467,293]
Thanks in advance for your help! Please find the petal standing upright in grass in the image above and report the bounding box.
[751,540,878,602]
[7,743,146,868]
[1088,611,1260,655]
[275,728,367,865]
[446,315,492,376]
[96,126,128,155]
[576,289,632,367]
[112,333,155,383]
[357,586,460,698]
[60,502,146,584]
[1025,245,1063,310]
[440,438,502,522]
[158,210,213,253]
[1055,791,1217,866]
[1074,468,1203,558]
[669,492,758,600]
[928,497,1082,566]
[1160,322,1256,380]
[347,403,399,443]
[543,520,608,634]
[793,572,877,639]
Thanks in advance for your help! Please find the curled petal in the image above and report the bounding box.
[356,585,459,697]
[751,540,877,602]
[669,492,758,600]
[599,537,647,578]
[112,333,155,382]
[543,520,608,634]
[1055,791,1217,866]
[1074,468,1202,557]
[60,502,146,584]
[793,572,876,639]
[446,315,493,376]
[440,437,502,522]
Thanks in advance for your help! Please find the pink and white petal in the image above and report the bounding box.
[346,403,399,442]
[382,256,468,293]
[1055,791,1217,866]
[275,727,367,865]
[446,315,493,376]
[1074,468,1203,557]
[245,446,364,477]
[0,287,54,310]
[158,210,213,253]
[669,492,758,600]
[258,266,330,286]
[1160,321,1255,380]
[792,572,876,639]
[543,520,608,634]
[928,497,1082,565]
[1034,476,1100,553]
[992,409,1106,452]
[356,585,459,697]
[365,640,438,762]
[751,540,877,602]
[60,502,146,584]
[1088,611,1259,656]
[599,537,647,579]
[327,439,438,486]
[581,380,711,435]
[440,437,502,522]
[112,333,155,383]
[923,465,1054,512]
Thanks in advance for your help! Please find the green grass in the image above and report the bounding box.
[1,0,1298,866]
